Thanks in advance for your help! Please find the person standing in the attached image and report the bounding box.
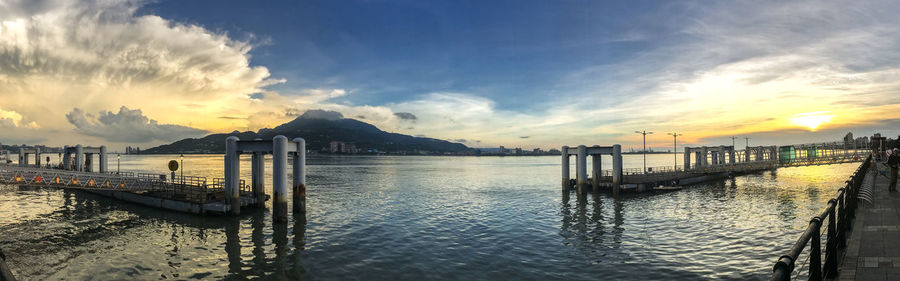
[888,148,900,192]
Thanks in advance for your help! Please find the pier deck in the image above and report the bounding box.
[838,163,900,281]
[0,164,260,215]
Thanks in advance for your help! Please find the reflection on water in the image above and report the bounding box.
[0,155,859,280]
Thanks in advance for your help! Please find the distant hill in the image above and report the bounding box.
[143,110,470,154]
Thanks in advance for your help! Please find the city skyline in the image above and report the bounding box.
[2,0,900,151]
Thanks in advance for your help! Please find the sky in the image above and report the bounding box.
[2,0,900,151]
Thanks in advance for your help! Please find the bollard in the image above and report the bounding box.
[292,138,306,216]
[272,135,289,223]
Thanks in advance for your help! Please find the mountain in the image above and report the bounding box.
[143,110,470,154]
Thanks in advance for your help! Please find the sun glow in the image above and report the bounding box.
[790,111,834,131]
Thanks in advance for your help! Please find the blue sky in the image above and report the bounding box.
[2,0,900,150]
[140,0,663,110]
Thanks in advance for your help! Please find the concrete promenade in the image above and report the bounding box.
[839,163,900,281]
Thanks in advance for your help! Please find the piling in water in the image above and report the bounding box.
[273,135,289,223]
[292,138,306,216]
[225,136,241,215]
[561,146,570,191]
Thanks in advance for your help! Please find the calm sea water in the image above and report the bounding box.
[0,154,857,280]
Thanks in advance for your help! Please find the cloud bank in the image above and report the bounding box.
[66,106,207,142]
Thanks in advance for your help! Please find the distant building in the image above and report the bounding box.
[329,141,358,154]
[533,148,542,154]
[515,148,523,155]
[843,132,854,145]
[330,141,344,153]
[125,146,141,154]
[498,146,507,154]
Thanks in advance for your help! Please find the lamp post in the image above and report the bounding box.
[730,136,737,148]
[116,153,120,175]
[635,130,653,173]
[668,132,682,170]
[179,154,184,184]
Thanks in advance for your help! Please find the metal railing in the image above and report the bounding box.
[0,164,250,205]
[768,155,871,281]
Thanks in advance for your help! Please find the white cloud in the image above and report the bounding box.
[66,106,207,142]
[0,0,282,146]
[0,107,38,128]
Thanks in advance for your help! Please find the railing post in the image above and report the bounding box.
[836,188,847,249]
[809,217,822,281]
[772,255,793,281]
[825,200,837,277]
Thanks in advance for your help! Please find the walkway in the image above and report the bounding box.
[839,163,900,281]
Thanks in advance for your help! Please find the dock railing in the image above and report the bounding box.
[768,155,871,281]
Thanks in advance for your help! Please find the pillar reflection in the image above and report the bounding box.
[224,217,242,275]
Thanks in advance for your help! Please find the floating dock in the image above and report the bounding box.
[564,140,871,194]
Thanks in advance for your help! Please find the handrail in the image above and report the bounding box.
[0,248,16,281]
[769,155,871,281]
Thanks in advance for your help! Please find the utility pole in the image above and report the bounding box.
[730,136,737,148]
[668,132,682,170]
[635,130,654,173]
[744,137,750,149]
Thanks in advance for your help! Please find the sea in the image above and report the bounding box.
[0,153,858,280]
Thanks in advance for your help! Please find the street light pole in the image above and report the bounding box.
[116,153,120,175]
[730,136,737,148]
[180,154,184,184]
[635,130,654,173]
[668,132,682,170]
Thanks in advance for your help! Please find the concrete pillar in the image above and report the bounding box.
[771,146,777,162]
[251,152,263,206]
[18,150,24,166]
[701,147,709,167]
[99,146,107,173]
[591,152,601,193]
[62,146,70,170]
[710,151,718,166]
[612,144,623,196]
[576,145,587,194]
[75,145,84,171]
[745,148,751,162]
[85,153,93,172]
[272,135,289,223]
[684,148,692,170]
[561,146,569,191]
[293,137,307,216]
[695,149,703,167]
[755,148,762,162]
[225,136,240,215]
[729,148,736,164]
[719,146,726,165]
[34,147,40,166]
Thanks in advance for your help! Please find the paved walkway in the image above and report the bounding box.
[839,163,900,281]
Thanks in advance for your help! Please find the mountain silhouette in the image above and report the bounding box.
[143,110,469,154]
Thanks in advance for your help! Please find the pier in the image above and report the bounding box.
[562,140,872,194]
[0,135,308,222]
